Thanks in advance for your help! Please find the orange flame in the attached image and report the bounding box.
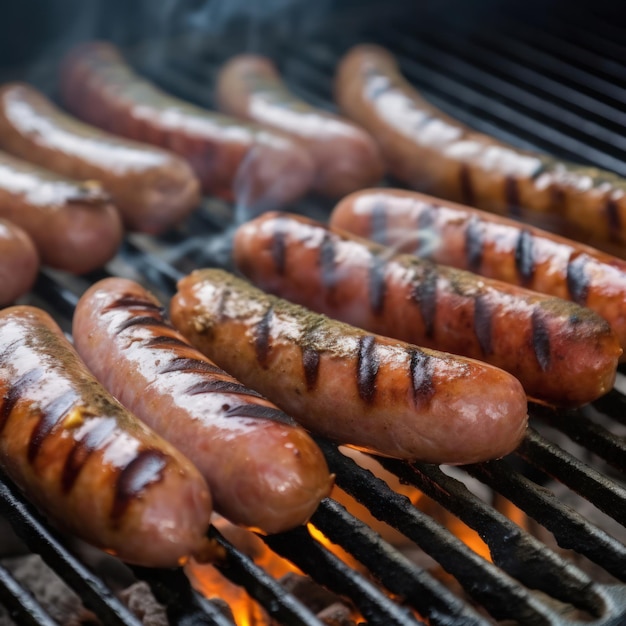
[188,454,529,625]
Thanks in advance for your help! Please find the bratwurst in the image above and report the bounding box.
[335,45,626,251]
[0,305,213,567]
[72,277,333,534]
[216,53,384,197]
[0,82,200,234]
[233,212,621,407]
[170,268,528,464]
[0,150,122,274]
[59,41,315,210]
[331,188,626,358]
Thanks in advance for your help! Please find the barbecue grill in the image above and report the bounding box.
[0,0,625,624]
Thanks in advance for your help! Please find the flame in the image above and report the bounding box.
[187,455,530,625]
[187,516,302,626]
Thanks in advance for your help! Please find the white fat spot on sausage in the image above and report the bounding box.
[101,431,142,468]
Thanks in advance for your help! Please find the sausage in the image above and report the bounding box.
[331,188,626,359]
[170,268,528,464]
[0,150,123,274]
[334,45,626,252]
[0,83,200,235]
[0,219,39,306]
[59,41,315,210]
[72,277,333,534]
[0,305,213,567]
[232,211,621,407]
[215,54,384,198]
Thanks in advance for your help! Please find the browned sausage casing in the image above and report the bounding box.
[331,188,626,359]
[0,305,213,567]
[216,54,384,198]
[72,277,333,534]
[59,41,315,209]
[0,150,122,274]
[170,268,528,464]
[335,45,626,252]
[0,219,39,305]
[0,83,200,234]
[233,212,621,407]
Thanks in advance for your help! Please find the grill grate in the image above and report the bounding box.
[1,2,626,624]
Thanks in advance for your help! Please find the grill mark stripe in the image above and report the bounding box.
[465,217,483,272]
[515,229,535,285]
[111,449,168,523]
[532,309,551,372]
[409,349,435,403]
[28,390,78,463]
[319,234,337,290]
[412,262,438,338]
[61,418,118,493]
[160,357,224,376]
[302,346,320,391]
[370,200,388,245]
[271,216,288,274]
[105,296,163,313]
[255,305,273,367]
[185,379,264,398]
[146,335,188,348]
[505,175,521,217]
[459,164,474,206]
[474,295,494,356]
[369,253,387,316]
[116,316,170,333]
[566,254,590,304]
[0,369,44,434]
[415,203,437,258]
[357,335,379,403]
[224,403,296,426]
[606,197,621,241]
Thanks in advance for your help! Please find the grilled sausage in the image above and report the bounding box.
[72,277,333,534]
[216,54,384,198]
[0,151,122,274]
[232,212,621,407]
[331,188,626,359]
[335,44,626,252]
[59,41,315,210]
[0,219,39,305]
[0,305,213,567]
[170,268,528,464]
[0,83,200,234]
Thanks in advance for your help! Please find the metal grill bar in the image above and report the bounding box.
[517,428,626,527]
[263,525,424,626]
[0,565,57,626]
[207,527,326,626]
[0,472,144,626]
[309,498,489,626]
[316,441,560,624]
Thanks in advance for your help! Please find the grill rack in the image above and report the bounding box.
[2,1,626,624]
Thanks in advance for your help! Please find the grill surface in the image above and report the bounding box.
[1,1,626,625]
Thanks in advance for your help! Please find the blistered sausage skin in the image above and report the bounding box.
[0,151,122,274]
[72,277,333,534]
[331,188,626,359]
[59,41,315,209]
[216,54,384,198]
[170,268,528,464]
[0,83,200,234]
[0,219,39,306]
[233,212,621,407]
[0,306,213,567]
[335,45,626,251]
